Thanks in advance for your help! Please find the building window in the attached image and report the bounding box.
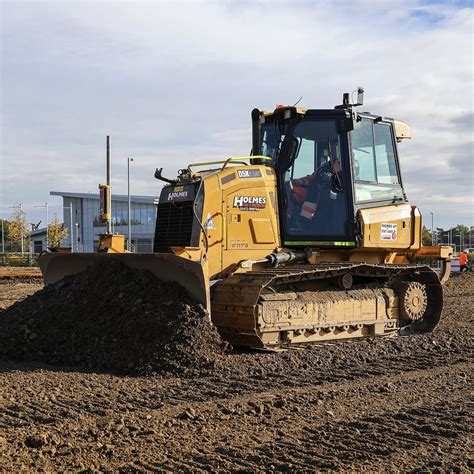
[147,206,156,224]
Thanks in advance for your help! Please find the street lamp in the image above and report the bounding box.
[8,204,25,254]
[1,218,4,254]
[63,204,74,252]
[75,222,79,252]
[456,233,464,251]
[127,157,134,252]
[430,212,434,246]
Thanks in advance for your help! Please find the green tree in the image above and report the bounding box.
[48,215,69,248]
[422,226,433,246]
[8,206,29,254]
[451,224,470,249]
[0,219,10,247]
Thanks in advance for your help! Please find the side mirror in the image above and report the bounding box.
[279,136,299,171]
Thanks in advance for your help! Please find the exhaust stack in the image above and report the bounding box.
[99,135,112,234]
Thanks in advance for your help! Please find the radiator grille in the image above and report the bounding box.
[154,201,195,251]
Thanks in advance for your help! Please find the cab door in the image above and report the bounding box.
[278,116,356,248]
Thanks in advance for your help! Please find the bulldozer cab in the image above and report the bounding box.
[256,105,408,249]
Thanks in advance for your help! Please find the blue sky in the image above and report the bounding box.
[1,0,473,229]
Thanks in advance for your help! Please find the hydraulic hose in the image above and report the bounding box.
[243,250,307,269]
[192,179,209,255]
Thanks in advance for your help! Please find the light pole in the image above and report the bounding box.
[63,204,74,252]
[2,217,5,253]
[430,212,434,246]
[8,204,24,254]
[75,222,80,252]
[455,234,462,253]
[127,157,134,252]
[34,202,49,249]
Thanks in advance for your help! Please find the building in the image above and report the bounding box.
[29,227,48,253]
[50,191,157,252]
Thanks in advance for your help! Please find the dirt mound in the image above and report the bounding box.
[0,260,227,376]
[443,271,473,297]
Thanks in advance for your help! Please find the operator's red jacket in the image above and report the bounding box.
[290,159,341,204]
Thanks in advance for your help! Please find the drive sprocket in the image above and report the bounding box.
[398,281,428,322]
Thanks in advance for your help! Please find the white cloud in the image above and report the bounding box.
[1,0,473,229]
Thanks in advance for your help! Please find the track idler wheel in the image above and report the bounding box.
[398,281,428,322]
[337,273,353,289]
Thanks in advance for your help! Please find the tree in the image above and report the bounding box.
[48,215,68,248]
[421,226,433,246]
[0,219,10,247]
[8,206,29,254]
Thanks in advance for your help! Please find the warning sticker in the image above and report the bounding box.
[203,212,217,230]
[381,223,398,241]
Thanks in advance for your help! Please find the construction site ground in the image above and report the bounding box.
[0,272,472,472]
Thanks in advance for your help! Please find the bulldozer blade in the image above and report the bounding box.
[38,253,210,308]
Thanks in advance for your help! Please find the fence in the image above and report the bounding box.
[0,253,39,267]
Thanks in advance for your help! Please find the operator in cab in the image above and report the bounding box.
[286,139,344,234]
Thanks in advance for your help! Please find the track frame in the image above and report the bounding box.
[211,263,443,348]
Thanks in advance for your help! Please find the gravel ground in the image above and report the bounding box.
[0,272,472,471]
[0,280,42,310]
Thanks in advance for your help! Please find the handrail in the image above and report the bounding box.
[187,155,272,172]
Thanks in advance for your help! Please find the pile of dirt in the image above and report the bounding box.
[0,260,227,376]
[443,271,472,297]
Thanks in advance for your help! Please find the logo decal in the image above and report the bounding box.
[381,223,398,241]
[161,184,195,203]
[233,195,266,211]
[237,169,262,179]
[167,190,188,201]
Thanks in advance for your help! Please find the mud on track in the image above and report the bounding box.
[0,273,472,471]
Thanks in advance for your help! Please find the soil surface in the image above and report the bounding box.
[0,267,42,279]
[0,271,472,471]
[0,280,42,310]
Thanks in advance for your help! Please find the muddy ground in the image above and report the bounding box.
[0,273,472,472]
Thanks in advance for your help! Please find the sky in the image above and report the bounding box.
[1,0,473,230]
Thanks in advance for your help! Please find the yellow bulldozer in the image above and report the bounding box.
[39,90,452,348]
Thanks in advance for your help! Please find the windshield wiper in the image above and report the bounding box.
[327,136,343,192]
[392,195,405,203]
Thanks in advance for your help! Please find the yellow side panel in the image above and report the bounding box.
[201,174,225,278]
[250,218,275,244]
[411,206,422,250]
[359,204,413,249]
[186,165,281,278]
[220,165,280,272]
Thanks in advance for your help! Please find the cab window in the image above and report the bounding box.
[351,119,403,203]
